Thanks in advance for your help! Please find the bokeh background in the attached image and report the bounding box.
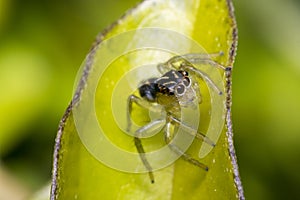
[0,0,299,199]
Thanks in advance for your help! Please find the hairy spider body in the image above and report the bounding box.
[139,70,197,115]
[127,53,225,183]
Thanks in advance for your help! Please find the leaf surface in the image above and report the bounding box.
[51,0,243,199]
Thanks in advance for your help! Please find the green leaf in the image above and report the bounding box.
[51,0,243,200]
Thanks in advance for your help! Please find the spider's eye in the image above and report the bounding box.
[178,70,188,76]
[175,83,186,96]
[139,83,157,102]
[183,77,191,87]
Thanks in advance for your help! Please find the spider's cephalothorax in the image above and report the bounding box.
[127,52,227,183]
[138,70,197,113]
[140,70,191,99]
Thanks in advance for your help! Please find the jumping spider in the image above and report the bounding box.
[127,52,227,183]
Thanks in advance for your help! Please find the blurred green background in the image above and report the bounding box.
[0,0,299,199]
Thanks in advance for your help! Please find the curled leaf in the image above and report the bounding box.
[51,0,243,199]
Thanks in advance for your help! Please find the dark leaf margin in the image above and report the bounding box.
[50,0,244,199]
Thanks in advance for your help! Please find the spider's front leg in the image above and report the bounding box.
[164,120,209,171]
[180,64,224,95]
[180,52,227,70]
[167,52,226,70]
[192,81,202,104]
[158,52,228,95]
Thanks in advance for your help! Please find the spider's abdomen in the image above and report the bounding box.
[139,82,158,102]
[138,70,192,104]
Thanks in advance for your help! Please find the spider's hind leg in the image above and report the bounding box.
[134,136,155,183]
[134,118,166,184]
[127,95,162,132]
[127,95,165,184]
[164,121,209,171]
[168,115,215,147]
